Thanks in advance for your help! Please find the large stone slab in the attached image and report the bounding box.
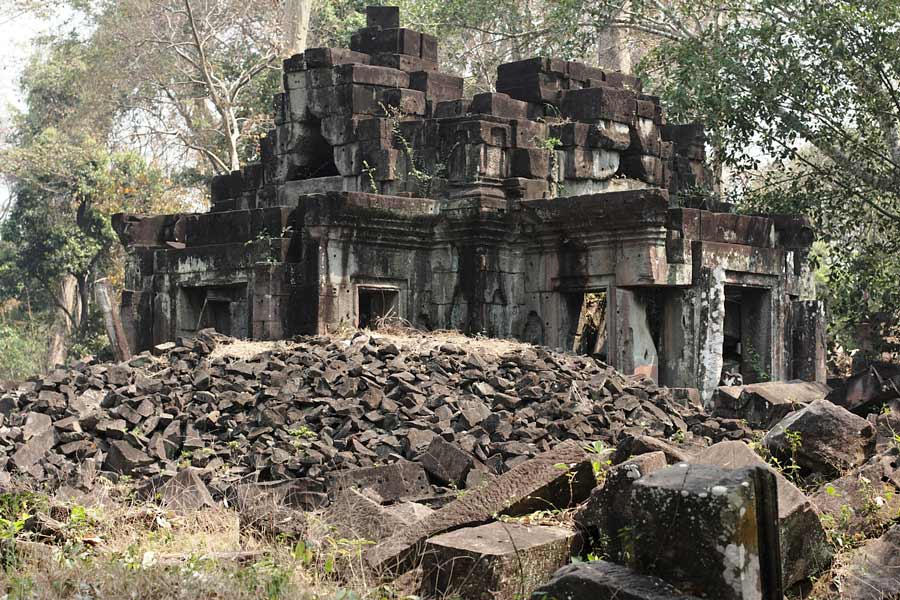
[421,522,575,600]
[367,441,593,574]
[715,381,830,428]
[324,488,423,542]
[629,463,783,599]
[532,560,703,600]
[763,399,876,477]
[811,448,900,537]
[826,524,900,599]
[693,441,831,588]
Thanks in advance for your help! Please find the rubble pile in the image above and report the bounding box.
[0,330,731,496]
[2,329,900,599]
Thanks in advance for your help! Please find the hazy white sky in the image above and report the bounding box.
[0,9,48,211]
[0,8,74,213]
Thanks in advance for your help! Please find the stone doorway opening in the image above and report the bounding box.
[357,286,400,329]
[723,285,772,384]
[565,290,609,361]
[177,284,248,338]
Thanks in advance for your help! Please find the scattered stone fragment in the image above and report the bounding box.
[418,437,474,487]
[421,522,576,600]
[763,399,876,476]
[367,441,593,574]
[158,468,216,511]
[105,440,154,475]
[715,381,830,428]
[811,448,900,537]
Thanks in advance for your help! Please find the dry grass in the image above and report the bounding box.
[0,482,397,600]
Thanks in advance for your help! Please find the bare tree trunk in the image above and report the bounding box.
[283,0,312,58]
[46,274,81,368]
[598,23,634,73]
[95,278,132,362]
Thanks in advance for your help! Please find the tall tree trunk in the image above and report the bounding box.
[283,0,312,58]
[46,274,82,368]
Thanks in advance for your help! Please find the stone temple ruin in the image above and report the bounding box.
[113,6,825,404]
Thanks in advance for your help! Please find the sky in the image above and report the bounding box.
[0,8,48,213]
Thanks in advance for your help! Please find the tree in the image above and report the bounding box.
[398,0,602,91]
[1,34,186,366]
[284,0,312,57]
[634,0,900,350]
[89,0,285,175]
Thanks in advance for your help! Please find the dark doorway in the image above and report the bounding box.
[723,286,772,383]
[357,287,400,329]
[565,291,609,361]
[178,284,248,338]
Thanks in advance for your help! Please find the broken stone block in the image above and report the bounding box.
[105,439,154,475]
[23,412,52,440]
[574,451,667,562]
[158,467,216,512]
[533,560,704,600]
[418,437,473,487]
[613,434,691,465]
[421,522,575,600]
[763,399,876,477]
[827,363,900,416]
[12,427,56,474]
[367,441,593,574]
[325,488,412,542]
[693,440,831,588]
[825,524,900,600]
[629,463,783,599]
[811,447,900,537]
[715,381,830,428]
[326,460,432,502]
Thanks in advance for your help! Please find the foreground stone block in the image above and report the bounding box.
[693,441,831,588]
[532,560,703,600]
[367,441,593,574]
[630,463,783,599]
[811,448,900,537]
[763,399,876,477]
[421,522,575,600]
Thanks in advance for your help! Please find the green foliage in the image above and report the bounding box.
[641,0,900,352]
[0,317,49,381]
[398,0,601,91]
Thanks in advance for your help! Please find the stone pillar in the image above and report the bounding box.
[661,287,696,388]
[792,300,827,382]
[696,266,726,407]
[629,463,784,600]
